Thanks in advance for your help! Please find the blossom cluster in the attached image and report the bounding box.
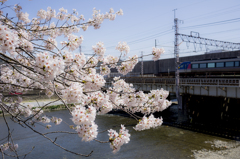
[16,11,31,23]
[108,125,130,153]
[18,30,34,53]
[35,52,65,80]
[74,53,86,69]
[61,34,83,51]
[111,78,135,93]
[0,24,19,57]
[37,7,56,21]
[82,73,105,91]
[51,116,63,125]
[100,65,111,75]
[61,83,85,104]
[115,42,130,56]
[103,55,119,68]
[92,41,106,60]
[71,105,96,125]
[133,114,163,131]
[108,79,172,115]
[76,122,98,142]
[71,105,98,141]
[0,66,36,93]
[117,55,138,75]
[85,56,98,68]
[0,142,18,152]
[90,8,123,29]
[152,47,165,61]
[85,92,113,115]
[44,38,57,51]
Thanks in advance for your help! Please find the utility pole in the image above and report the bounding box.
[141,51,144,76]
[173,9,183,108]
[141,51,144,89]
[79,46,82,53]
[154,39,157,76]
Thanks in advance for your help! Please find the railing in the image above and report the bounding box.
[179,78,240,87]
[106,77,240,87]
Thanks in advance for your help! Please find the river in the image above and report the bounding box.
[0,109,239,159]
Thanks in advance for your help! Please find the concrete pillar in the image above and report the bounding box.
[178,95,183,110]
[178,94,189,123]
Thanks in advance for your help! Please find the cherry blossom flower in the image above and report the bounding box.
[51,117,63,125]
[16,12,31,23]
[61,34,83,51]
[152,47,165,61]
[116,42,130,56]
[92,41,106,57]
[108,125,130,153]
[0,24,19,56]
[44,38,57,51]
[103,55,119,68]
[61,83,85,104]
[133,114,163,131]
[74,53,86,69]
[100,65,111,75]
[76,122,98,141]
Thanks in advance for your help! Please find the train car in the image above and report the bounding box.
[178,58,240,77]
[178,61,191,71]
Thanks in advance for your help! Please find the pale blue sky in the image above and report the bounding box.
[5,0,240,60]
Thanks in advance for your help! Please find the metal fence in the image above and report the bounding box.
[106,77,240,87]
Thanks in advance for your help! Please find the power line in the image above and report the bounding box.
[84,29,173,53]
[201,28,240,36]
[101,23,172,46]
[181,18,240,30]
[184,4,240,22]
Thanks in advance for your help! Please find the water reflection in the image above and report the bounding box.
[0,110,236,159]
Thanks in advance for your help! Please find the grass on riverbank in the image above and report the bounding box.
[0,104,74,115]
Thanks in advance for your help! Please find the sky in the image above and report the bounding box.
[4,0,240,61]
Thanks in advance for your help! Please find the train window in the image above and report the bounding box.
[192,64,198,69]
[225,62,234,67]
[235,61,239,67]
[207,63,215,68]
[216,62,224,67]
[200,63,206,68]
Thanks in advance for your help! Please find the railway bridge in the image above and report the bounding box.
[106,50,240,124]
[106,77,240,98]
[106,77,240,125]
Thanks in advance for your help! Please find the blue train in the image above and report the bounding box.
[178,58,240,77]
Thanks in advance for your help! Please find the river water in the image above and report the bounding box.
[0,109,239,159]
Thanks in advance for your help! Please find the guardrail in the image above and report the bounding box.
[106,77,240,87]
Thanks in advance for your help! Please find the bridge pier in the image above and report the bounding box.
[177,94,189,123]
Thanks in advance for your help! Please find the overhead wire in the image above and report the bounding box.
[181,18,240,30]
[201,28,240,36]
[83,29,174,53]
[183,4,240,22]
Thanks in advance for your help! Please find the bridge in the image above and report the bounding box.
[106,76,240,123]
[106,77,240,99]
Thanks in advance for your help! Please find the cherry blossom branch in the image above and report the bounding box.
[1,106,20,159]
[23,98,61,123]
[23,122,93,157]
